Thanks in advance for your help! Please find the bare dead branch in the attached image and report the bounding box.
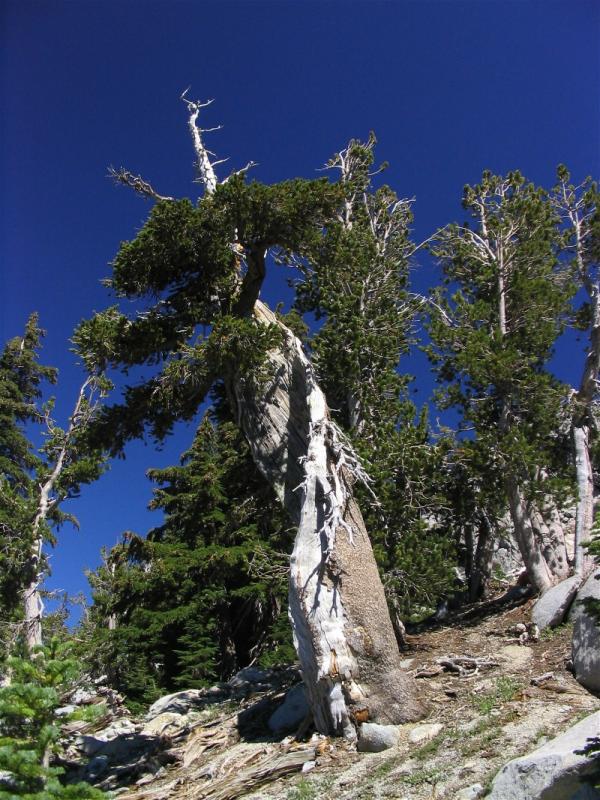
[108,167,174,202]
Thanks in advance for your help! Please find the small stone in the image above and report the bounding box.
[508,623,527,635]
[301,760,316,773]
[408,722,443,745]
[135,773,155,786]
[206,684,228,696]
[498,644,532,668]
[456,784,484,800]
[55,704,76,717]
[146,689,205,719]
[357,722,399,752]
[71,687,96,705]
[229,666,272,689]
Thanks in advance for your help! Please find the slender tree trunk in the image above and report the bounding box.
[571,290,600,576]
[506,477,554,594]
[24,474,57,652]
[231,301,424,737]
[23,538,45,652]
[469,515,495,601]
[573,423,595,575]
[23,378,94,653]
[530,496,569,582]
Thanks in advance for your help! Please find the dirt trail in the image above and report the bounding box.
[115,597,600,800]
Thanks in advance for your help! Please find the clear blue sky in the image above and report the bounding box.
[2,0,599,613]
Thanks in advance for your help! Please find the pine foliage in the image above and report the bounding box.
[0,639,106,799]
[83,407,293,710]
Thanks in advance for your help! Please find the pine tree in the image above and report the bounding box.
[0,315,107,659]
[0,315,57,654]
[427,171,575,593]
[293,135,457,618]
[0,639,106,799]
[83,408,294,710]
[551,167,600,575]
[74,95,424,736]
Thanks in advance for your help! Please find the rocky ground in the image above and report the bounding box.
[61,592,600,800]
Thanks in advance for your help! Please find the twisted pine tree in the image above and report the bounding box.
[75,96,423,737]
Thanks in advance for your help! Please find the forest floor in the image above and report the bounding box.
[79,592,600,800]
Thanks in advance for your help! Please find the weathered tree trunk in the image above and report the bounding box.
[23,377,96,653]
[23,538,45,653]
[469,515,495,601]
[573,423,595,575]
[571,291,600,577]
[552,180,600,577]
[231,301,424,737]
[530,495,570,582]
[506,477,554,594]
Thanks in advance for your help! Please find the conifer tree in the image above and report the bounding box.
[0,639,106,799]
[74,95,424,736]
[551,168,600,575]
[0,315,56,653]
[427,171,574,593]
[83,408,293,709]
[294,135,457,617]
[0,316,106,657]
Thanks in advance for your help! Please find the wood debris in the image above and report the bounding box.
[435,655,500,676]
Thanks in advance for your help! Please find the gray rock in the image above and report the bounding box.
[229,666,273,692]
[357,722,399,753]
[0,771,18,790]
[572,569,600,692]
[532,575,582,630]
[408,722,443,745]
[268,684,309,733]
[55,703,77,717]
[456,785,484,800]
[487,711,600,799]
[146,689,205,719]
[70,687,96,705]
[141,711,189,737]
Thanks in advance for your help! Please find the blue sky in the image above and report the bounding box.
[2,0,599,613]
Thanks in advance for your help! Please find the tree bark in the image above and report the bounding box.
[469,515,495,601]
[529,495,570,582]
[573,423,595,575]
[230,300,424,737]
[23,377,96,653]
[506,477,554,594]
